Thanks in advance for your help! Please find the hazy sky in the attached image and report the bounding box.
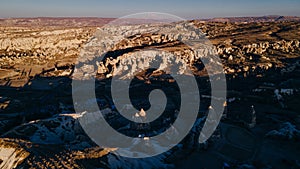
[0,0,299,19]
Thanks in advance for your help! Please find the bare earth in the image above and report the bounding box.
[0,16,300,169]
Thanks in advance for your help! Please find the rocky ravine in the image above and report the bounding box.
[0,19,300,169]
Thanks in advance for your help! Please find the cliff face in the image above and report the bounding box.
[0,19,300,169]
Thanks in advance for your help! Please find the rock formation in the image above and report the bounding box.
[0,18,300,169]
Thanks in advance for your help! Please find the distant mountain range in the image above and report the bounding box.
[0,15,299,27]
[0,17,115,27]
[202,15,300,22]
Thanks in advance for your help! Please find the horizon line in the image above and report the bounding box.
[1,14,300,20]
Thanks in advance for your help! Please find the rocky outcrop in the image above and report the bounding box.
[0,19,300,169]
[0,139,30,169]
[0,27,94,86]
[266,122,300,140]
[1,20,300,86]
